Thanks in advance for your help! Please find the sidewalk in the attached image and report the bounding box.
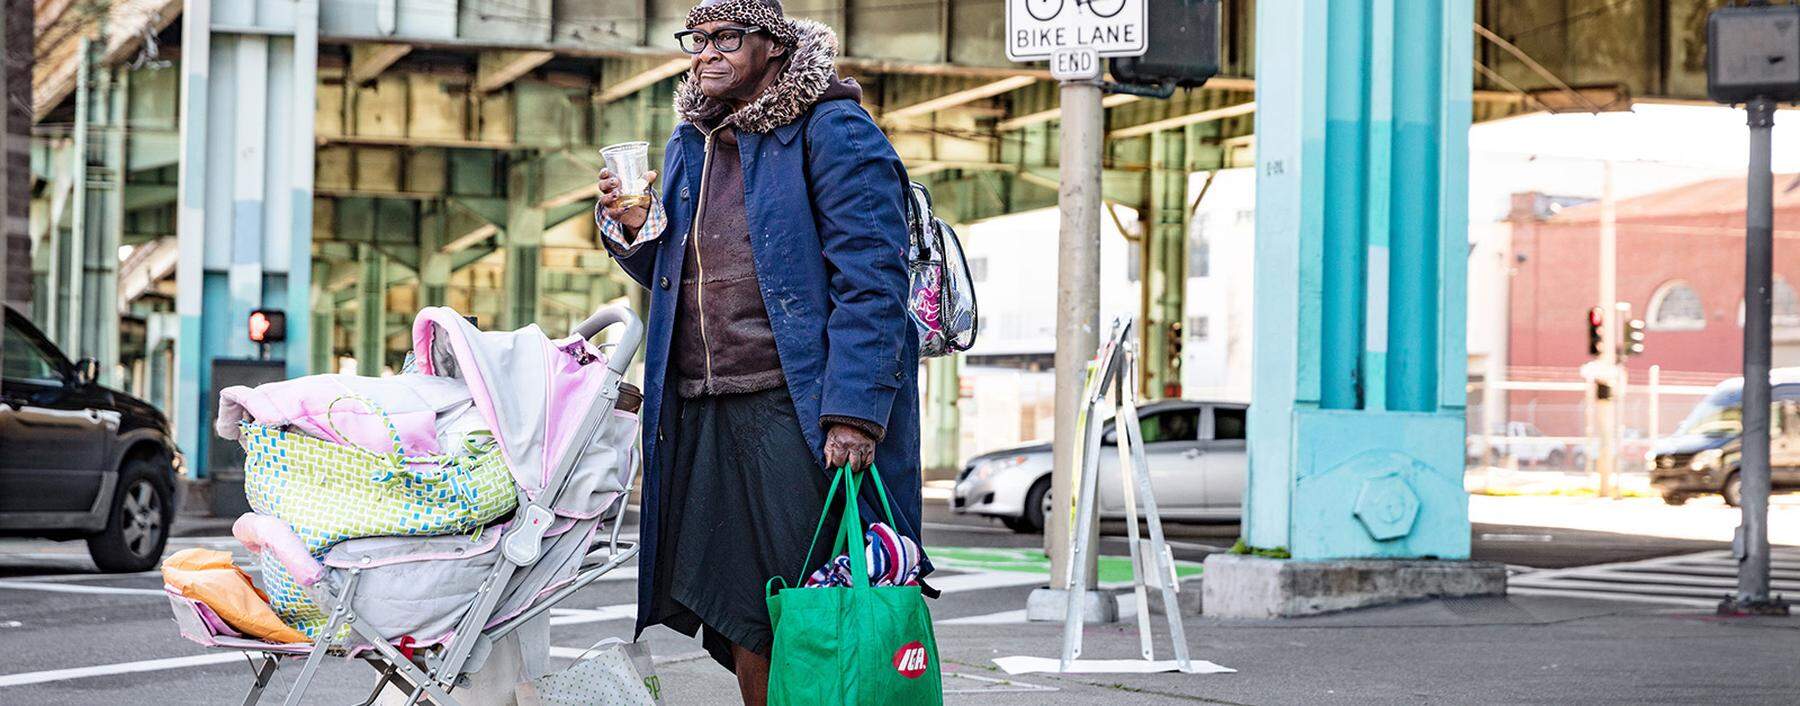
[651,593,1799,705]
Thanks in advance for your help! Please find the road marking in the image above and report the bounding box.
[545,570,1048,629]
[1478,532,1554,542]
[547,603,637,626]
[0,580,167,597]
[939,608,1028,625]
[0,568,1046,687]
[923,521,1015,535]
[1507,587,1717,608]
[547,646,710,665]
[943,670,1059,694]
[1,570,160,583]
[1508,547,1800,607]
[0,652,252,688]
[926,570,1049,592]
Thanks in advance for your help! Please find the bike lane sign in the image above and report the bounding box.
[1006,0,1148,62]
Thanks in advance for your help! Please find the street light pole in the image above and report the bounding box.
[1595,161,1618,498]
[1723,96,1787,615]
[1046,79,1104,592]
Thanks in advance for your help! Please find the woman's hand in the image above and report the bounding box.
[597,168,658,231]
[824,423,876,471]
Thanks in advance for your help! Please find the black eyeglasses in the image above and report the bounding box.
[674,26,764,55]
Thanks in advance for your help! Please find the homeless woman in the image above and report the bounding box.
[593,0,925,703]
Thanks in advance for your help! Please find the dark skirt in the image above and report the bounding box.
[646,385,840,673]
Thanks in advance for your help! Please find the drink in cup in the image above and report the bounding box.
[601,141,654,210]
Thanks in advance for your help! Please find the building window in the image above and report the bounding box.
[968,256,988,283]
[1189,215,1211,278]
[1736,276,1800,328]
[1186,315,1209,341]
[1647,280,1705,331]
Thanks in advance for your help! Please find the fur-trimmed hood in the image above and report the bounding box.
[673,18,845,134]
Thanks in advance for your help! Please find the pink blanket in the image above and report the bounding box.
[215,373,474,458]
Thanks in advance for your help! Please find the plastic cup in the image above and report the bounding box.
[601,141,652,208]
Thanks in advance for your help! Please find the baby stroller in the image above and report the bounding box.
[166,305,645,706]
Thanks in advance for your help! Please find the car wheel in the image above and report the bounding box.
[1721,472,1743,508]
[1661,491,1689,506]
[1011,477,1052,535]
[1546,449,1567,469]
[87,457,174,573]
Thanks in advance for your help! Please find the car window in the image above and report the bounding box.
[3,319,64,384]
[1212,407,1246,440]
[1139,408,1200,444]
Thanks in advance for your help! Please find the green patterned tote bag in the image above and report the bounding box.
[240,396,517,554]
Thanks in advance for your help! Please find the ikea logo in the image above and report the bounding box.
[892,641,929,679]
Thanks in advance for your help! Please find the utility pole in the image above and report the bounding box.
[1047,79,1104,591]
[1705,0,1793,615]
[1594,160,1618,498]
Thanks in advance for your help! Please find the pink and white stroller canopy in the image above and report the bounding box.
[411,307,635,518]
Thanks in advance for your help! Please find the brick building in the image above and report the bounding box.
[1493,175,1800,439]
[1507,175,1800,376]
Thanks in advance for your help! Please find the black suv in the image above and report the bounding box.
[1,305,181,571]
[1649,373,1800,507]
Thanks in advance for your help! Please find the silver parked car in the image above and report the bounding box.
[951,400,1247,533]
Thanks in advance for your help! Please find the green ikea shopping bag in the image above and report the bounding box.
[765,465,942,706]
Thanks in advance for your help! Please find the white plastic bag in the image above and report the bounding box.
[519,638,659,706]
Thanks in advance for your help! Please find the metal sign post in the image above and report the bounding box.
[1006,0,1150,612]
[1728,95,1783,614]
[1705,1,1795,616]
[1059,318,1191,671]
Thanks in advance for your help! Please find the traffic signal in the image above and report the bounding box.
[1110,0,1219,89]
[1620,318,1646,358]
[1586,307,1604,357]
[248,309,287,344]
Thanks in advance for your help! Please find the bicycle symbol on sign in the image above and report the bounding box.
[1024,0,1128,22]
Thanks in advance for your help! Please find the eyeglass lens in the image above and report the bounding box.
[678,28,748,54]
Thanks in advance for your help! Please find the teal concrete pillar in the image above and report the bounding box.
[1247,0,1472,560]
[174,0,320,475]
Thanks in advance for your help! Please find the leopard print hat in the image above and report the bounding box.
[685,0,800,46]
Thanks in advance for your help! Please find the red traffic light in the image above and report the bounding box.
[1588,307,1604,327]
[249,309,287,344]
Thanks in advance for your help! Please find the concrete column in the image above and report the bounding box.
[62,48,126,384]
[1138,129,1188,400]
[355,245,387,376]
[310,260,333,373]
[64,38,90,352]
[1244,0,1471,560]
[418,203,451,308]
[174,0,321,473]
[504,160,544,329]
[925,354,962,475]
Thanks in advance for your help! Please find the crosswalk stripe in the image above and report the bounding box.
[1507,587,1718,609]
[0,653,253,688]
[0,580,167,597]
[1508,548,1800,607]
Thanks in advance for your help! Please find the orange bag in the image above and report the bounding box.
[161,548,310,644]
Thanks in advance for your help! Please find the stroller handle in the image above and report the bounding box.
[573,305,644,377]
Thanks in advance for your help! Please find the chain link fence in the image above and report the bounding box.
[1467,366,1731,492]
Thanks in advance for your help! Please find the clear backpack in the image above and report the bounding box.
[902,182,978,358]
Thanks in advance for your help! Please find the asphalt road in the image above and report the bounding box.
[0,496,1757,704]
